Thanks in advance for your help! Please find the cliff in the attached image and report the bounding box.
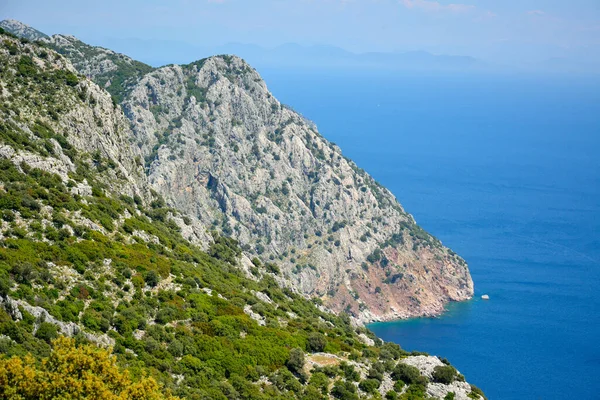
[121,56,473,322]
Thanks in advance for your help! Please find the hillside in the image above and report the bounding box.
[0,30,484,399]
[122,56,473,323]
[0,19,48,41]
[0,19,474,324]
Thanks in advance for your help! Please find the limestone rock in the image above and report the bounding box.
[121,55,473,321]
[0,19,48,41]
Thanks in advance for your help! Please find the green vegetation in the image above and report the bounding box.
[391,363,427,386]
[432,365,458,384]
[468,385,487,400]
[47,36,153,103]
[0,336,177,399]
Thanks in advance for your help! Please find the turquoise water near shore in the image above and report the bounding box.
[262,70,600,399]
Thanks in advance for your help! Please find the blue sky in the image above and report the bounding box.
[1,0,599,67]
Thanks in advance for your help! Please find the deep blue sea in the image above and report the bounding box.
[261,69,600,399]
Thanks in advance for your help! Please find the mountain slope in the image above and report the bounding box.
[122,56,473,322]
[0,32,485,400]
[0,20,474,323]
[43,34,155,103]
[0,19,48,41]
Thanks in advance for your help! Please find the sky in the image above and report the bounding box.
[1,0,599,69]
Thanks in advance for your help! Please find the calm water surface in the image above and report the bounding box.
[262,69,600,399]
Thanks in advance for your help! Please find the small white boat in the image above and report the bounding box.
[481,294,490,300]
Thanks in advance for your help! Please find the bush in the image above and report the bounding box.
[432,365,457,384]
[359,378,380,393]
[35,322,58,343]
[385,391,398,400]
[0,337,177,399]
[469,385,487,400]
[391,363,425,385]
[17,56,36,77]
[307,332,327,353]
[266,263,280,275]
[308,372,329,395]
[144,270,160,287]
[287,347,305,374]
[331,380,358,400]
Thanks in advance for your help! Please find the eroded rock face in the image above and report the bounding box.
[121,55,473,322]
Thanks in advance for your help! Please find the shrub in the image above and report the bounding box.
[359,378,380,393]
[391,363,425,385]
[308,372,329,395]
[386,391,398,400]
[144,270,160,287]
[340,363,360,382]
[469,385,487,400]
[17,56,36,77]
[0,336,177,399]
[287,347,305,374]
[35,322,58,343]
[432,365,457,384]
[331,380,358,400]
[307,332,327,353]
[266,263,280,275]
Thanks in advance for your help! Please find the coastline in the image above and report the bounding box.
[357,294,474,326]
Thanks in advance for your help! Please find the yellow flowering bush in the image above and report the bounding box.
[0,336,177,400]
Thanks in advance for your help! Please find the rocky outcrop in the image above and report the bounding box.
[0,19,48,41]
[0,35,149,200]
[401,356,484,400]
[41,34,154,102]
[0,296,115,348]
[121,55,473,322]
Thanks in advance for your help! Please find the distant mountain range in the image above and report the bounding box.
[4,18,597,74]
[0,18,486,72]
[96,37,489,72]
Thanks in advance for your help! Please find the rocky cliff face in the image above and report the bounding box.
[0,32,146,200]
[1,20,473,323]
[121,56,473,322]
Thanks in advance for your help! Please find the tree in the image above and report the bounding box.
[302,385,326,400]
[287,347,305,374]
[331,380,358,400]
[0,336,177,399]
[307,332,327,353]
[308,372,329,395]
[144,270,160,287]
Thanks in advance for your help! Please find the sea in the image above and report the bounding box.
[261,69,600,400]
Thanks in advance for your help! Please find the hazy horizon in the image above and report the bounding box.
[1,0,599,74]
